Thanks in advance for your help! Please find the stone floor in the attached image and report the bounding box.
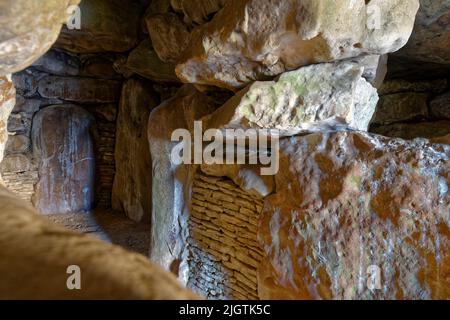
[45,209,151,256]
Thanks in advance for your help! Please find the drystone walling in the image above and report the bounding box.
[0,0,449,300]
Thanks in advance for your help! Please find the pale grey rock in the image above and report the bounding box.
[0,0,80,75]
[204,61,378,136]
[148,85,216,277]
[176,0,419,90]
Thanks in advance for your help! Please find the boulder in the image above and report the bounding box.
[258,131,450,299]
[176,0,419,90]
[204,61,378,136]
[55,0,141,53]
[112,79,159,223]
[0,184,198,299]
[148,85,217,276]
[0,0,80,75]
[125,40,179,83]
[32,105,96,214]
[146,13,191,63]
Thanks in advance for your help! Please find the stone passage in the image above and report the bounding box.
[187,172,264,300]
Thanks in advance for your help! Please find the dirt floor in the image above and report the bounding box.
[45,210,151,256]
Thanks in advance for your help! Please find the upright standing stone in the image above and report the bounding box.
[112,79,158,223]
[32,105,96,214]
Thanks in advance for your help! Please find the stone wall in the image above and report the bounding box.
[0,49,121,209]
[188,171,264,300]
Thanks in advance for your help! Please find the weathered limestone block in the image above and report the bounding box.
[176,0,419,90]
[55,0,141,53]
[37,76,122,103]
[5,135,30,154]
[148,85,217,276]
[32,105,96,214]
[0,154,33,174]
[146,13,191,63]
[0,0,80,75]
[125,40,179,83]
[205,61,378,135]
[259,131,450,299]
[112,79,158,223]
[371,93,429,125]
[0,185,198,299]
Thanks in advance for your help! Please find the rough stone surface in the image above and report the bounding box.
[32,105,96,214]
[379,79,448,95]
[146,13,191,63]
[393,0,450,66]
[371,93,429,125]
[259,131,450,299]
[112,79,158,223]
[125,40,179,83]
[430,92,450,119]
[171,0,226,25]
[0,76,15,167]
[55,0,141,53]
[0,185,199,299]
[176,0,419,90]
[0,0,80,75]
[37,76,122,103]
[148,85,217,275]
[371,121,450,140]
[205,61,378,135]
[188,171,264,300]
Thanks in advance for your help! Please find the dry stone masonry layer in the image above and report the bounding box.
[188,172,264,300]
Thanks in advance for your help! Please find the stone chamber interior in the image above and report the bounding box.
[0,0,449,300]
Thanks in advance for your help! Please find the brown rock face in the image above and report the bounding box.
[125,40,179,83]
[112,79,158,223]
[0,0,80,75]
[32,105,96,214]
[0,185,198,299]
[146,13,191,63]
[259,131,450,299]
[37,76,122,103]
[55,0,141,53]
[0,76,15,167]
[176,0,419,90]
